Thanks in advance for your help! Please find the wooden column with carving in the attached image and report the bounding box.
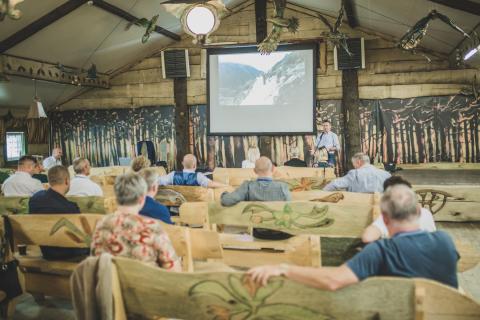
[342,69,361,170]
[174,78,189,169]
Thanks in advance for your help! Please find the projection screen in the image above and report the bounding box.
[208,44,317,135]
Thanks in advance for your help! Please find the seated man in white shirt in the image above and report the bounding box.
[2,155,44,196]
[158,154,226,188]
[67,157,103,197]
[43,148,63,170]
[362,176,436,243]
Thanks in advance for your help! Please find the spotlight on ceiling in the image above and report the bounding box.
[464,46,480,60]
[181,4,220,44]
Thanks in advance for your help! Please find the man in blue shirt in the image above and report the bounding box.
[158,154,226,188]
[323,152,391,193]
[247,184,459,290]
[138,168,172,224]
[311,120,340,166]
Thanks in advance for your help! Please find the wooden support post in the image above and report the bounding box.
[174,78,189,169]
[342,69,362,170]
[255,0,267,44]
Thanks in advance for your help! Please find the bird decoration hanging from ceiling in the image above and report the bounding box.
[397,10,471,61]
[316,0,352,56]
[125,14,159,44]
[257,0,299,55]
[0,0,23,21]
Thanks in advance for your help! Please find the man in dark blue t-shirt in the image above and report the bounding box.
[138,168,172,224]
[29,165,89,260]
[247,184,459,290]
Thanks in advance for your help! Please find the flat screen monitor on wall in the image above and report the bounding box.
[208,43,317,135]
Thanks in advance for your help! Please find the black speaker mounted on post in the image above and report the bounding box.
[334,38,365,70]
[161,49,190,78]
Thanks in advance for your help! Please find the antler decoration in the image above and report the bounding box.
[397,10,471,62]
[258,0,299,55]
[317,0,352,56]
[0,0,24,21]
[415,189,464,215]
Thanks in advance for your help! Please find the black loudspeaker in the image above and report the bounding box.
[334,38,365,70]
[137,141,156,164]
[161,49,190,78]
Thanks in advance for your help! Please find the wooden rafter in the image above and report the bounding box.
[255,0,267,43]
[343,0,358,28]
[429,0,480,16]
[0,54,110,88]
[0,0,89,53]
[91,0,181,41]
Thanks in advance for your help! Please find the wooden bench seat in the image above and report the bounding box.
[111,256,480,320]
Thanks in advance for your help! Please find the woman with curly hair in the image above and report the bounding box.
[130,156,151,173]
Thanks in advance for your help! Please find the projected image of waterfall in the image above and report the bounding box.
[218,51,307,106]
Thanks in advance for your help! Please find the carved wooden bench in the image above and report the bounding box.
[110,256,480,320]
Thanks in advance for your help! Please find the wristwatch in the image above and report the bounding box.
[279,263,290,277]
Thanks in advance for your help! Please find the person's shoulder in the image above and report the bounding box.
[30,189,47,198]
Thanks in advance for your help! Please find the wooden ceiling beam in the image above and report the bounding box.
[0,0,88,53]
[428,0,480,16]
[91,0,181,41]
[344,0,358,28]
[0,54,110,88]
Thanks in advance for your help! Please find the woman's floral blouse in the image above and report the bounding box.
[91,212,180,270]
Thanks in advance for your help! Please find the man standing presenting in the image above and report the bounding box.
[310,120,340,166]
[43,148,63,170]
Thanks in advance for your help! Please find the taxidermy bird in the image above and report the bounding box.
[316,0,352,56]
[125,14,159,43]
[0,0,23,21]
[397,10,470,60]
[258,0,299,54]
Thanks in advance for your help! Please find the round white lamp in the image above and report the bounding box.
[181,4,220,44]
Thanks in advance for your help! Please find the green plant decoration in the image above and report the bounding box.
[241,203,334,230]
[189,274,330,320]
[49,216,93,246]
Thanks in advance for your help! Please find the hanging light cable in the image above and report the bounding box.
[27,79,47,119]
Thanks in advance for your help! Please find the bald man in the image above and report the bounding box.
[43,148,63,170]
[221,156,292,240]
[158,154,225,188]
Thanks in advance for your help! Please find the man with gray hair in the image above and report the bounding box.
[284,147,307,167]
[247,184,459,290]
[67,158,103,197]
[221,156,292,240]
[138,168,172,224]
[323,152,390,192]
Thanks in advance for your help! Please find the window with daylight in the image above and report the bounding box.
[6,132,26,162]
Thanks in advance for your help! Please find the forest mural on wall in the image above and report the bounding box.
[190,94,480,169]
[50,106,176,168]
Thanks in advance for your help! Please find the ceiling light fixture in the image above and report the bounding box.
[27,79,47,119]
[181,4,220,44]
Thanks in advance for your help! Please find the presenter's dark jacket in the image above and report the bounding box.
[29,189,89,260]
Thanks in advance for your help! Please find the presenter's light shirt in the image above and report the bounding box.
[323,164,391,193]
[1,171,44,196]
[67,174,104,197]
[315,131,340,150]
[43,156,62,170]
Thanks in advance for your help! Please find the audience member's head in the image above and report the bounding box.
[138,168,159,197]
[72,158,91,176]
[52,148,63,160]
[246,147,261,164]
[383,176,412,191]
[131,156,151,172]
[289,147,300,159]
[48,165,71,195]
[380,185,419,227]
[18,156,37,174]
[351,152,370,169]
[182,154,197,170]
[114,173,147,211]
[322,119,332,132]
[254,156,273,177]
